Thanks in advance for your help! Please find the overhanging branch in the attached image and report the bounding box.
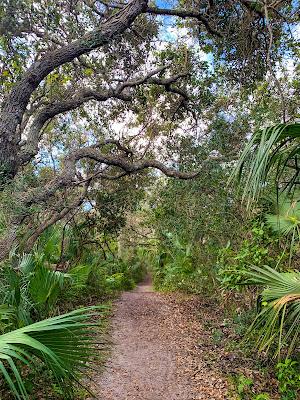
[20,67,189,164]
[147,6,222,38]
[23,144,200,207]
[23,189,87,252]
[0,0,148,179]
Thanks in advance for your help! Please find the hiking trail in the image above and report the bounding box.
[90,279,228,400]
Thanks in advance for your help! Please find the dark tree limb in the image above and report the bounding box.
[23,144,200,207]
[20,67,188,164]
[147,6,222,38]
[0,0,148,180]
[19,89,131,164]
[23,192,87,252]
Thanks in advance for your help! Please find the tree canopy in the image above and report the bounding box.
[0,0,298,259]
[1,1,300,398]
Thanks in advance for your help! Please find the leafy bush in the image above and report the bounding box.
[64,250,147,301]
[231,374,253,399]
[105,273,134,292]
[217,243,250,291]
[153,233,207,293]
[0,253,70,324]
[232,308,256,338]
[276,359,300,400]
[217,223,281,291]
[252,394,270,400]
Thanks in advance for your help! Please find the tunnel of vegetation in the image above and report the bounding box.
[0,0,299,399]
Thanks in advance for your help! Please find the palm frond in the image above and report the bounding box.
[265,195,300,236]
[69,265,91,289]
[0,307,102,399]
[0,305,15,333]
[232,123,300,203]
[29,267,69,309]
[246,265,300,358]
[18,254,35,276]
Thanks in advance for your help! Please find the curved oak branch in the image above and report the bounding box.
[147,6,222,38]
[0,0,148,178]
[20,67,188,164]
[24,145,200,207]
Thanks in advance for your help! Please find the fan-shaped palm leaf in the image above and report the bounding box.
[232,123,300,203]
[265,194,300,236]
[0,306,102,399]
[246,265,300,358]
[0,266,33,328]
[69,265,91,289]
[29,266,69,308]
[18,254,35,276]
[265,195,300,265]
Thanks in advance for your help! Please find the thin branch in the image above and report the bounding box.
[147,6,222,38]
[82,0,106,17]
[20,67,189,164]
[23,145,201,207]
[264,1,287,122]
[23,188,88,252]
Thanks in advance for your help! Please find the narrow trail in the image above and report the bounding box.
[90,278,229,400]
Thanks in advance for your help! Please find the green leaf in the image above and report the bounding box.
[231,123,300,203]
[0,307,103,399]
[245,265,300,358]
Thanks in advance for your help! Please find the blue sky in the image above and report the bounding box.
[155,0,177,8]
[155,0,170,6]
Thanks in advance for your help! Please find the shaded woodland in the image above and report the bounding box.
[0,0,300,399]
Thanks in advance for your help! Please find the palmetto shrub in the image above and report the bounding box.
[264,193,300,266]
[233,123,300,203]
[0,307,103,400]
[233,122,300,359]
[153,233,207,293]
[246,265,300,359]
[0,252,69,325]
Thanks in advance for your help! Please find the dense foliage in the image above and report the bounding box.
[0,0,299,398]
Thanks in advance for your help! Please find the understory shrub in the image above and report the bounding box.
[276,359,300,400]
[0,223,148,399]
[217,222,284,291]
[66,251,147,300]
[0,307,105,400]
[245,266,300,358]
[153,233,214,293]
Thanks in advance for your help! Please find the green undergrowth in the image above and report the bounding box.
[228,359,300,400]
[228,374,271,400]
[0,224,148,399]
[150,218,300,400]
[19,301,113,400]
[152,233,217,295]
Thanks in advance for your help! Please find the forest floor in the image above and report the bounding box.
[87,279,278,400]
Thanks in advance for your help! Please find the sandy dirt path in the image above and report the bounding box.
[91,280,228,400]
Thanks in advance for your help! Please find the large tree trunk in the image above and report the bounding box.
[0,0,148,183]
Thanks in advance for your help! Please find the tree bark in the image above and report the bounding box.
[23,193,86,252]
[0,0,148,182]
[22,145,201,208]
[19,66,183,165]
